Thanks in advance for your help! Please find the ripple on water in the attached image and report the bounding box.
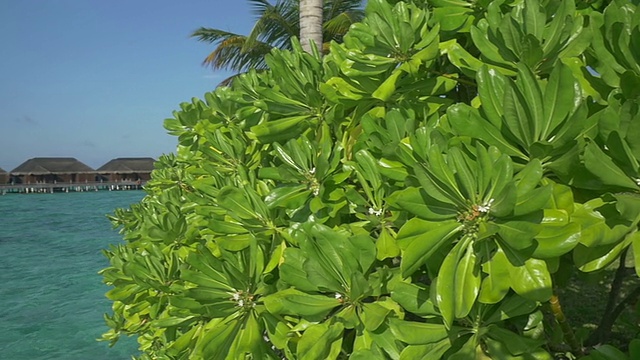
[0,191,143,359]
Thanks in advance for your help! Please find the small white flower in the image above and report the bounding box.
[232,292,241,301]
[477,199,494,213]
[238,299,244,307]
[335,293,343,299]
[309,167,316,175]
[368,207,383,216]
[635,178,640,186]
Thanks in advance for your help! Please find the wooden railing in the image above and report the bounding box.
[0,181,146,194]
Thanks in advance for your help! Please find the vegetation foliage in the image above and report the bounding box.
[102,0,640,358]
[192,0,364,74]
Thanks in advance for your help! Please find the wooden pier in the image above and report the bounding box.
[0,181,145,195]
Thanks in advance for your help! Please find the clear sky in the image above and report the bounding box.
[0,0,254,171]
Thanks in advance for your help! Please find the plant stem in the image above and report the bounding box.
[612,285,640,321]
[549,293,583,355]
[586,247,629,346]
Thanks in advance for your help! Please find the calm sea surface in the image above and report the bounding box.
[0,190,144,359]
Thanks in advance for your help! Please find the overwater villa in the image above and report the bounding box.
[9,157,95,184]
[0,157,156,194]
[96,157,155,182]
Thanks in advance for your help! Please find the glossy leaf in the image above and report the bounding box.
[396,218,462,277]
[399,339,451,360]
[436,236,479,327]
[388,318,449,345]
[391,281,439,317]
[508,254,553,302]
[479,243,511,304]
[262,288,341,319]
[297,322,345,360]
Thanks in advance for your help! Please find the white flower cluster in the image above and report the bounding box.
[230,289,255,308]
[477,199,494,213]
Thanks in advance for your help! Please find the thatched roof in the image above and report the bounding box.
[97,157,155,173]
[11,157,95,174]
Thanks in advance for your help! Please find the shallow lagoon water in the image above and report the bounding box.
[0,191,144,359]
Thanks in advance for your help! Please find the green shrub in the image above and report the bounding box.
[101,0,640,358]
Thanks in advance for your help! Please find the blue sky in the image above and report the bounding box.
[0,0,254,171]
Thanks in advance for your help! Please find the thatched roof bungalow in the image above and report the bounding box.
[96,157,155,182]
[10,157,95,184]
[0,167,8,184]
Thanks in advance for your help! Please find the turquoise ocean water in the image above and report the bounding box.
[0,191,144,359]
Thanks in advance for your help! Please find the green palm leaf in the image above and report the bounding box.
[193,0,364,78]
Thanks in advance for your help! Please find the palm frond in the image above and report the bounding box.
[325,0,365,19]
[191,28,244,43]
[323,10,363,39]
[195,0,364,76]
[202,35,273,72]
[245,0,299,51]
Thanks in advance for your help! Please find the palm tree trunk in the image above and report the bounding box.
[299,0,324,54]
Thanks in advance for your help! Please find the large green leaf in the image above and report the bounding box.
[184,246,236,292]
[436,236,479,327]
[388,318,449,345]
[514,63,544,142]
[479,243,511,304]
[228,312,265,358]
[440,39,486,78]
[433,6,474,32]
[477,66,507,127]
[372,69,404,101]
[217,186,264,221]
[448,146,478,200]
[583,141,639,190]
[487,325,545,356]
[297,322,345,360]
[195,317,242,360]
[503,81,533,148]
[471,22,516,71]
[399,339,452,360]
[541,63,578,139]
[495,218,540,251]
[391,281,439,317]
[532,221,581,259]
[484,293,539,324]
[572,197,638,248]
[376,227,401,260]
[262,288,341,319]
[280,247,332,292]
[298,224,354,289]
[250,115,312,143]
[505,249,553,302]
[447,104,527,160]
[573,232,637,272]
[396,218,462,277]
[362,302,391,331]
